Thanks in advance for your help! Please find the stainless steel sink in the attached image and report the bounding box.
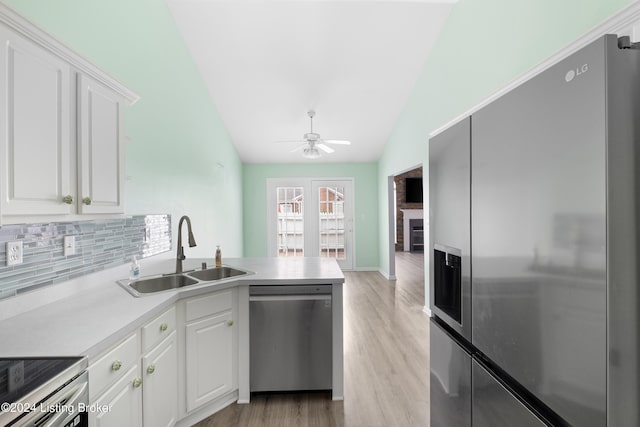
[129,274,199,294]
[118,265,252,297]
[187,267,248,282]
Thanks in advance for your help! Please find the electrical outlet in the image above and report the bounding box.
[6,241,23,266]
[8,361,24,392]
[64,235,76,256]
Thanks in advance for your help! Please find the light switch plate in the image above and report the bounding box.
[6,241,23,266]
[64,236,76,256]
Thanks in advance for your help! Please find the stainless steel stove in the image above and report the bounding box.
[0,357,88,427]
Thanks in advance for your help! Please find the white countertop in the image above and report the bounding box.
[0,256,344,360]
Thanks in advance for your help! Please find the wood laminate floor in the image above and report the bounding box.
[194,252,429,427]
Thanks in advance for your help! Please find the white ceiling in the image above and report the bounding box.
[166,0,455,163]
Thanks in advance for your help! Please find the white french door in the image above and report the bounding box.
[267,178,354,270]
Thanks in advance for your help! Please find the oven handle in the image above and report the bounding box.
[249,295,331,302]
[33,375,88,427]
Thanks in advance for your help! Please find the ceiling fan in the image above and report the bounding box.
[276,110,351,159]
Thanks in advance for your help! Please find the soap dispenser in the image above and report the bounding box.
[130,256,140,280]
[215,246,222,268]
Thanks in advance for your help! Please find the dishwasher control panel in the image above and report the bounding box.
[249,284,332,296]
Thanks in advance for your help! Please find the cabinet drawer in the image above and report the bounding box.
[141,306,176,353]
[88,332,139,401]
[185,290,232,322]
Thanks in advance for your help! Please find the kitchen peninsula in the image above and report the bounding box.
[0,256,345,427]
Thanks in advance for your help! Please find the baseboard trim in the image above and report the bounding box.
[377,269,397,281]
[353,267,379,272]
[423,306,432,317]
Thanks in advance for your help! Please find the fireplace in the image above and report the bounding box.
[400,209,423,252]
[409,219,424,252]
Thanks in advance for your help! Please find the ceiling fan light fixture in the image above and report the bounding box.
[304,132,320,141]
[276,110,350,159]
[302,146,321,159]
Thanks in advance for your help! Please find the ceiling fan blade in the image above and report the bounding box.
[274,139,306,144]
[317,143,335,153]
[290,144,307,153]
[324,139,351,145]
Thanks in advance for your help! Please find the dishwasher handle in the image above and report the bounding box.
[249,294,331,302]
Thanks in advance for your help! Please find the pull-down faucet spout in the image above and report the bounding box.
[176,215,197,274]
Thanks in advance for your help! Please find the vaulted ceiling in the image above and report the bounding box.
[166,0,456,163]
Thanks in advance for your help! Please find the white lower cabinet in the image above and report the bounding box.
[183,290,237,414]
[142,331,178,427]
[89,306,177,427]
[89,292,237,427]
[91,365,143,427]
[185,310,234,412]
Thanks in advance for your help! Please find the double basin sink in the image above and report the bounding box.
[119,266,250,297]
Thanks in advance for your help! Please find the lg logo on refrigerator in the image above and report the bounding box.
[565,64,589,82]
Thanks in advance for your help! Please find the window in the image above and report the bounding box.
[276,186,304,257]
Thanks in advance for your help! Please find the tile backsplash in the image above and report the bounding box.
[0,215,171,300]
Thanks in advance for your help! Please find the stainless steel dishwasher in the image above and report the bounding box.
[249,284,332,392]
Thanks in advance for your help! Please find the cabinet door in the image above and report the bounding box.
[142,331,178,427]
[0,27,73,216]
[77,74,125,214]
[185,311,234,412]
[91,365,143,427]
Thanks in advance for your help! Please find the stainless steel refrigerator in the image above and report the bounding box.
[429,34,640,427]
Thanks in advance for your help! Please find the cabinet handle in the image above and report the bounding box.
[133,377,142,388]
[112,360,122,371]
[82,197,92,205]
[62,195,73,204]
[227,320,234,327]
[160,323,168,332]
[147,364,156,375]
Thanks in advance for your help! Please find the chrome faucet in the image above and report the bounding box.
[176,215,197,274]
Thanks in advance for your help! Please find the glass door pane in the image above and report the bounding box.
[318,185,345,260]
[277,186,304,257]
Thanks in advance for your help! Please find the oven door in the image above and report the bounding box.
[11,371,88,427]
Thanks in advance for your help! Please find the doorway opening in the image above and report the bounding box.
[387,165,427,312]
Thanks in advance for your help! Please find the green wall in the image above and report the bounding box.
[378,0,636,276]
[5,0,635,273]
[4,0,244,258]
[243,163,379,269]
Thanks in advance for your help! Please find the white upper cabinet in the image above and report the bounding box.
[77,74,125,214]
[0,26,74,216]
[0,3,138,222]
